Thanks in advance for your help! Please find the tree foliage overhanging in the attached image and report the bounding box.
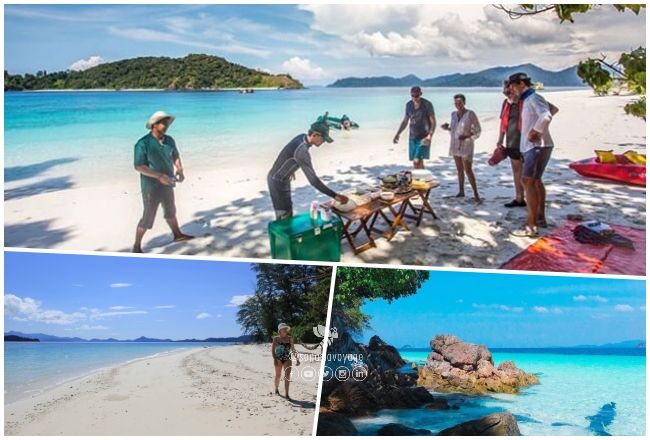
[497,4,646,119]
[236,264,331,344]
[4,54,303,91]
[333,267,429,334]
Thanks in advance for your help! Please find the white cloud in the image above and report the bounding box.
[281,57,326,81]
[4,294,86,325]
[499,305,524,313]
[154,305,176,309]
[533,306,562,314]
[573,295,608,303]
[301,4,645,69]
[78,324,108,331]
[69,55,104,71]
[109,306,133,310]
[196,312,212,320]
[217,314,223,318]
[472,303,523,313]
[108,26,270,57]
[614,304,635,312]
[354,31,425,57]
[93,310,147,318]
[227,295,253,307]
[110,283,132,288]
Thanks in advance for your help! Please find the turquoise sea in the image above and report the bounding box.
[4,341,230,404]
[6,87,575,183]
[352,348,646,436]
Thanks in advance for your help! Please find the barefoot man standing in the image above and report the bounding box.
[508,73,556,238]
[132,111,194,253]
[393,86,436,169]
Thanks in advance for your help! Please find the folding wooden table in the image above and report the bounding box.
[323,180,439,255]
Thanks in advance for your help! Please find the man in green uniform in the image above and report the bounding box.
[132,111,194,253]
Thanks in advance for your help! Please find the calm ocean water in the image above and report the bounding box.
[351,348,646,436]
[4,342,230,404]
[4,87,541,183]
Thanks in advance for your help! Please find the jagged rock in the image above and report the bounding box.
[437,412,521,436]
[424,397,452,410]
[378,423,433,436]
[327,379,434,416]
[418,334,538,394]
[365,335,406,372]
[316,409,358,435]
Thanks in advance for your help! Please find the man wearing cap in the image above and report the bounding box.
[508,72,556,237]
[393,86,437,169]
[268,122,349,220]
[132,111,194,253]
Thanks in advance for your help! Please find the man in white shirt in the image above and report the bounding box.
[508,73,555,238]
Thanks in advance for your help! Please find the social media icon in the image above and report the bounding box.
[335,366,350,381]
[323,366,334,381]
[301,366,316,381]
[351,365,368,381]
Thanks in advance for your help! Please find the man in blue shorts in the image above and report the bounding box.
[393,86,436,169]
[508,73,556,238]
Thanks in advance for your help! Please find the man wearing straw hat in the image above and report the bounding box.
[132,111,194,253]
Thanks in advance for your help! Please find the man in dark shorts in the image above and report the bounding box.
[268,121,348,220]
[508,73,556,238]
[132,111,194,253]
[497,80,526,208]
[393,86,436,169]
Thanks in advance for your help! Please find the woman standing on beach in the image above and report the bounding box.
[442,94,482,203]
[272,323,300,400]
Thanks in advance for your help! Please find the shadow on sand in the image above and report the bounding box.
[5,158,78,182]
[5,219,74,248]
[4,176,74,201]
[136,151,645,269]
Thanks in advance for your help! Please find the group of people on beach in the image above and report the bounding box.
[131,71,556,252]
[263,71,557,238]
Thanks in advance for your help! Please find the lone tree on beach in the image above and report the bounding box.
[496,4,646,120]
[333,267,429,333]
[236,264,332,343]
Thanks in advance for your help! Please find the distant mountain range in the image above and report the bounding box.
[5,331,252,343]
[573,340,646,349]
[328,63,586,88]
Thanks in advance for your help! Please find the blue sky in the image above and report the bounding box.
[4,251,258,340]
[360,271,646,348]
[4,4,646,85]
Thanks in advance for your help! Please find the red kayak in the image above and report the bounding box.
[570,154,646,186]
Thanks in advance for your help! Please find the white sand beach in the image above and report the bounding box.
[5,90,646,267]
[4,344,320,435]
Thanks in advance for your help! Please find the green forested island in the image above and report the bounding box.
[4,54,303,91]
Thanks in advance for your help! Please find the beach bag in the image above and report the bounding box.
[488,145,508,166]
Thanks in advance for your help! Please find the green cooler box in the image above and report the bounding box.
[269,212,342,262]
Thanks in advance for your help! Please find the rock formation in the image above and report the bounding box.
[378,423,433,435]
[418,335,539,394]
[316,409,358,436]
[437,412,521,436]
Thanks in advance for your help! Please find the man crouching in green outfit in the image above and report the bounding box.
[132,111,194,253]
